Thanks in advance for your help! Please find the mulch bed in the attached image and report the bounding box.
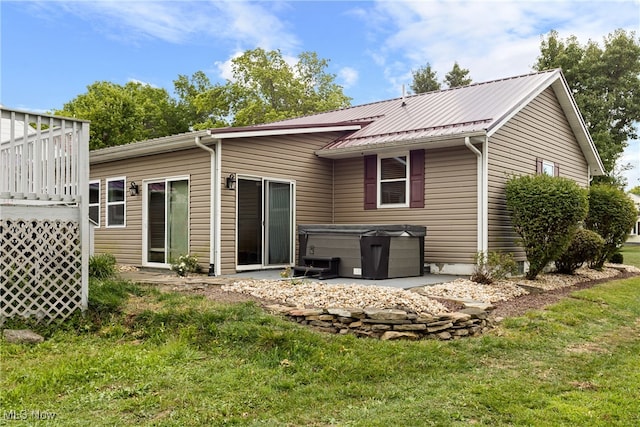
[489,271,639,318]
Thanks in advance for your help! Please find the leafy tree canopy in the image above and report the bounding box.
[534,29,640,183]
[57,81,190,150]
[629,185,640,196]
[59,49,351,148]
[182,48,352,128]
[228,49,351,126]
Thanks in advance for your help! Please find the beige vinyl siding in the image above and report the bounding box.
[90,148,211,269]
[333,146,478,264]
[219,134,335,274]
[488,87,590,257]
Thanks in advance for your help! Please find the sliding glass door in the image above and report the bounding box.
[237,177,294,269]
[144,177,189,266]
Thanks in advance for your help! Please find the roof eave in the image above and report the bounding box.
[315,131,487,159]
[208,123,363,139]
[90,130,211,164]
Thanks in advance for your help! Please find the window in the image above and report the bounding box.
[536,158,559,176]
[542,160,555,176]
[379,155,409,207]
[632,221,640,236]
[106,177,126,227]
[364,150,424,210]
[89,180,100,226]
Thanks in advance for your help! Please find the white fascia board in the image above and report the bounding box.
[90,131,211,164]
[208,124,362,140]
[487,69,560,138]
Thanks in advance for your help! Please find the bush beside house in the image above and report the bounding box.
[586,184,639,269]
[505,174,588,279]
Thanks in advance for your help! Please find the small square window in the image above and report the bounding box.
[542,160,555,176]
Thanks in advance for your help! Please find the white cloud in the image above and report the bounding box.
[50,1,299,50]
[338,67,359,88]
[361,0,640,88]
[127,78,158,88]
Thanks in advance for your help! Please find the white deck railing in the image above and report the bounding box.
[1,107,90,323]
[1,107,89,203]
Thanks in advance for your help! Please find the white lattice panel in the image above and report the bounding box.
[1,218,83,324]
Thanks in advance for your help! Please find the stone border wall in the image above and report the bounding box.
[266,305,494,340]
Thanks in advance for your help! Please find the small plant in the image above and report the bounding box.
[279,266,306,284]
[555,228,604,274]
[89,253,117,279]
[608,252,624,264]
[471,251,518,284]
[170,254,201,277]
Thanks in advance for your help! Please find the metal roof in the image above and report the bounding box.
[210,69,603,174]
[278,69,561,149]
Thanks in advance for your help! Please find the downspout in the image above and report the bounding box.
[465,136,488,255]
[195,135,220,276]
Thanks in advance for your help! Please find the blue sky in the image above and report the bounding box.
[1,0,639,186]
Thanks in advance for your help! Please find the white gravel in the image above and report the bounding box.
[222,280,450,315]
[124,262,637,315]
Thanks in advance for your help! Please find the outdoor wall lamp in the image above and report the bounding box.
[225,173,236,190]
[129,181,139,196]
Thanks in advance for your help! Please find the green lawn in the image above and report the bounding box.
[620,244,640,268]
[2,275,639,426]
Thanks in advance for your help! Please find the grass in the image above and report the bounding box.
[620,244,640,268]
[2,274,640,426]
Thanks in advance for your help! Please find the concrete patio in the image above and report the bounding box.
[118,267,461,290]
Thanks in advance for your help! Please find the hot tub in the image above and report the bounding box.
[297,224,426,279]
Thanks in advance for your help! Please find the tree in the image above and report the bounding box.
[444,62,472,88]
[505,174,588,279]
[410,63,441,93]
[585,184,638,269]
[57,81,190,149]
[534,29,640,181]
[223,48,351,126]
[629,185,640,196]
[173,71,230,130]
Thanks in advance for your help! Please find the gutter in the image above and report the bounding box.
[195,135,221,276]
[465,136,488,255]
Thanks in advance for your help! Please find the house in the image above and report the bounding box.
[627,193,640,244]
[89,69,604,276]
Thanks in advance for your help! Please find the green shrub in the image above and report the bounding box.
[471,251,518,284]
[170,254,201,277]
[609,252,624,264]
[586,184,638,269]
[505,174,588,279]
[89,253,117,279]
[555,228,605,274]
